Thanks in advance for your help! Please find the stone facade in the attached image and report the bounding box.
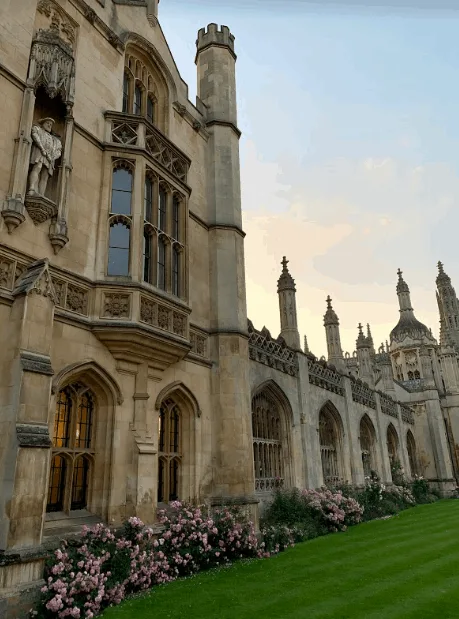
[0,1,456,617]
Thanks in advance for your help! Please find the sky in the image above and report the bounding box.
[159,0,459,357]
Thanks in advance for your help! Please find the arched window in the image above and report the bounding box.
[157,236,166,290]
[360,415,377,478]
[122,48,167,131]
[47,384,95,513]
[252,390,284,492]
[387,423,399,465]
[407,430,418,478]
[108,164,133,276]
[319,404,343,485]
[158,399,181,503]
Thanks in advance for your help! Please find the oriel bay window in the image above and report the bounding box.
[47,384,96,513]
[107,161,186,297]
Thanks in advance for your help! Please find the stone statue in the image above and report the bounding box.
[27,118,62,198]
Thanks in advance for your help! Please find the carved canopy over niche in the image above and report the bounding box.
[30,0,78,106]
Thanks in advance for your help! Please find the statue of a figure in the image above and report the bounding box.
[27,118,62,198]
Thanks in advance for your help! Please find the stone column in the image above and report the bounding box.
[0,259,56,551]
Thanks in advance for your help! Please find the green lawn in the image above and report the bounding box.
[103,500,459,619]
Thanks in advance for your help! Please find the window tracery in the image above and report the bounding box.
[47,383,95,513]
[360,415,377,478]
[319,405,342,484]
[407,430,418,477]
[252,391,284,492]
[387,423,399,466]
[108,162,133,277]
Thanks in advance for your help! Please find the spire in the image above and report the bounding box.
[356,323,368,349]
[436,261,451,286]
[390,268,435,345]
[323,295,339,326]
[277,256,301,350]
[396,268,412,308]
[323,295,344,368]
[303,334,309,354]
[277,256,296,292]
[366,323,375,355]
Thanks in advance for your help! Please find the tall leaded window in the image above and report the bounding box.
[172,195,180,240]
[360,415,376,478]
[387,424,399,466]
[319,406,342,485]
[158,187,167,231]
[147,96,155,124]
[157,237,166,290]
[143,175,154,284]
[407,430,418,478]
[158,399,181,503]
[172,247,180,297]
[47,384,96,513]
[108,164,133,277]
[252,391,284,492]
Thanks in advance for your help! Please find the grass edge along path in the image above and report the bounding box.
[102,500,459,619]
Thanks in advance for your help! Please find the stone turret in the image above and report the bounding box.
[323,295,344,370]
[356,323,374,387]
[436,261,459,352]
[378,343,397,397]
[366,323,375,357]
[277,256,301,350]
[195,25,255,506]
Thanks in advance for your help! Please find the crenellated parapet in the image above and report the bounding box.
[196,23,235,57]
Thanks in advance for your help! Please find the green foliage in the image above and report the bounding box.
[410,476,435,504]
[390,459,406,486]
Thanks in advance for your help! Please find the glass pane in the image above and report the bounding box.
[108,247,129,276]
[53,389,71,447]
[134,85,142,115]
[144,178,153,222]
[147,97,154,123]
[111,190,132,215]
[157,239,166,290]
[169,459,179,501]
[172,248,179,297]
[173,196,180,240]
[75,392,93,449]
[47,455,67,512]
[159,190,167,231]
[71,457,89,510]
[112,168,132,192]
[157,458,165,503]
[109,222,130,249]
[143,232,152,283]
[122,74,129,113]
[158,408,165,452]
[169,407,179,452]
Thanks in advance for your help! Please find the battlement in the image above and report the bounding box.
[196,23,235,56]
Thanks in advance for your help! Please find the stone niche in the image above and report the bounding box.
[1,0,78,253]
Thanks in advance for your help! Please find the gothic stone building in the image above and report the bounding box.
[0,0,456,616]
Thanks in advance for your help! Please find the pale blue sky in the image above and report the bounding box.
[159,1,459,356]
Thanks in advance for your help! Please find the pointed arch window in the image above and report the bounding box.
[252,390,284,492]
[360,415,377,478]
[134,83,142,115]
[387,424,399,466]
[407,431,418,478]
[122,72,130,114]
[319,405,343,484]
[47,384,96,513]
[158,399,181,503]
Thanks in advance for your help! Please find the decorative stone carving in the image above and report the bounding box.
[66,284,89,315]
[145,126,188,183]
[172,312,186,337]
[49,219,69,254]
[158,306,170,330]
[27,118,62,199]
[1,199,26,233]
[37,0,76,47]
[12,258,57,304]
[379,393,398,418]
[52,277,66,307]
[103,293,130,318]
[248,320,298,376]
[24,194,58,224]
[400,404,415,425]
[29,28,75,103]
[307,359,344,396]
[350,379,377,409]
[112,120,139,145]
[190,329,208,357]
[0,258,15,290]
[140,296,157,325]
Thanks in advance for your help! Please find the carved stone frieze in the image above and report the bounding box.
[379,393,398,418]
[172,312,186,337]
[350,379,377,409]
[308,359,344,396]
[29,28,75,104]
[158,306,170,330]
[66,284,89,315]
[112,120,139,145]
[145,127,188,182]
[102,293,131,318]
[13,258,57,304]
[140,296,157,324]
[140,295,188,340]
[190,329,208,357]
[248,320,298,377]
[400,404,415,425]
